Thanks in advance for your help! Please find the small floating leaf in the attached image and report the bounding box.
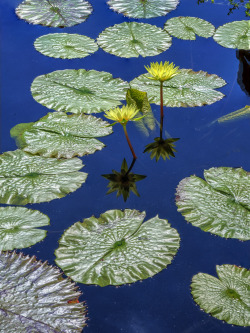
[176,167,250,240]
[31,69,129,114]
[214,20,250,50]
[164,16,215,40]
[0,251,87,332]
[11,112,113,158]
[107,0,179,19]
[55,209,180,286]
[191,265,250,326]
[216,105,250,123]
[34,33,98,59]
[97,22,172,58]
[16,0,92,28]
[0,150,87,205]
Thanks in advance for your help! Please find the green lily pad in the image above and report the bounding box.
[0,206,49,251]
[16,0,92,28]
[130,69,226,107]
[0,150,87,205]
[31,69,129,114]
[34,33,98,59]
[191,265,250,326]
[107,0,179,19]
[214,20,250,50]
[176,167,250,241]
[97,22,172,58]
[164,16,215,40]
[11,112,113,158]
[55,209,180,286]
[216,105,250,123]
[0,251,87,332]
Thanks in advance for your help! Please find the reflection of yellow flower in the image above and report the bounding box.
[104,105,141,125]
[145,61,180,82]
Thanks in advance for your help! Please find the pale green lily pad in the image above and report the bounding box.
[176,167,250,241]
[34,33,98,59]
[11,112,113,158]
[0,206,49,251]
[216,105,250,123]
[214,20,250,50]
[164,16,215,40]
[107,0,179,19]
[0,251,87,332]
[97,22,172,58]
[55,209,180,286]
[31,69,129,114]
[191,265,250,326]
[0,150,87,205]
[130,69,226,107]
[16,0,92,28]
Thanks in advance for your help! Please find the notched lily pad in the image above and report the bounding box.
[0,150,87,205]
[176,167,250,241]
[31,69,129,114]
[191,265,250,326]
[55,209,180,286]
[16,0,93,28]
[107,0,179,19]
[34,33,98,59]
[11,112,113,158]
[0,251,87,332]
[97,22,172,58]
[214,20,250,50]
[164,16,215,40]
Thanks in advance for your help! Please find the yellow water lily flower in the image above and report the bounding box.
[104,105,143,125]
[145,61,180,82]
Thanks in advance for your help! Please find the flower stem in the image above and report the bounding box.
[123,125,137,160]
[160,81,164,140]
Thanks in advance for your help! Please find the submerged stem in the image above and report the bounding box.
[160,81,164,140]
[123,125,137,160]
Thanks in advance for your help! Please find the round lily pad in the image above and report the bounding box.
[97,22,172,58]
[55,209,180,286]
[34,33,98,59]
[107,0,179,19]
[31,69,129,114]
[176,167,250,241]
[214,20,250,50]
[16,0,93,28]
[191,265,250,326]
[164,16,215,40]
[0,150,87,205]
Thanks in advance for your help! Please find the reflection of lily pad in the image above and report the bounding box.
[0,251,87,332]
[34,33,98,59]
[191,265,250,326]
[55,209,180,286]
[130,69,226,107]
[16,0,92,28]
[11,112,113,158]
[107,0,179,19]
[31,69,129,114]
[0,150,87,205]
[176,167,250,241]
[164,16,215,40]
[214,21,250,50]
[97,22,172,58]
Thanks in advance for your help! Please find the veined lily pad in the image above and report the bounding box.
[55,209,180,286]
[16,0,92,28]
[31,69,129,114]
[34,33,98,59]
[164,16,215,40]
[176,167,250,241]
[97,22,172,58]
[107,0,179,19]
[0,150,87,205]
[11,112,113,158]
[214,20,250,50]
[0,251,86,332]
[191,265,250,326]
[130,69,226,107]
[0,207,49,251]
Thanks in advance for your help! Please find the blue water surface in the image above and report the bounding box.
[1,0,250,332]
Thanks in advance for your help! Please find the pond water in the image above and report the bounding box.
[1,0,250,332]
